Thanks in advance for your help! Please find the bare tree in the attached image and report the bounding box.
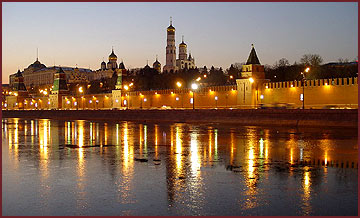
[300,54,323,66]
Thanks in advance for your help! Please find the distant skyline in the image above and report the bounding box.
[2,2,358,84]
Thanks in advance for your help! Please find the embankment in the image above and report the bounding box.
[2,109,358,128]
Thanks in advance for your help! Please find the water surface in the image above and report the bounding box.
[2,118,358,215]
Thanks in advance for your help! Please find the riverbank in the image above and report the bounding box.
[2,109,358,127]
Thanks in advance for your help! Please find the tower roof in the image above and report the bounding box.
[167,17,175,31]
[246,44,260,65]
[179,35,186,47]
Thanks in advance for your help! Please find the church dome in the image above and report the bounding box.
[109,49,117,61]
[179,41,187,47]
[28,59,46,69]
[119,62,126,69]
[167,25,175,31]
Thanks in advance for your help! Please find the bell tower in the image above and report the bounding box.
[163,17,177,73]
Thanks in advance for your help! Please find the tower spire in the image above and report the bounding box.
[170,16,172,25]
[156,55,158,61]
[36,48,38,61]
[112,46,114,52]
[182,35,184,43]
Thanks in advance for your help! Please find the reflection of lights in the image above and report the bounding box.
[190,130,200,174]
[214,129,218,159]
[259,138,264,158]
[290,148,294,164]
[123,122,129,167]
[175,126,182,170]
[300,147,303,161]
[230,131,234,165]
[78,121,84,147]
[154,125,159,159]
[116,123,120,145]
[144,125,147,156]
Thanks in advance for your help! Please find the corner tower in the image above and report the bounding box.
[241,44,265,79]
[163,17,177,73]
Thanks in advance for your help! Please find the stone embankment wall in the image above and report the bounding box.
[2,109,357,128]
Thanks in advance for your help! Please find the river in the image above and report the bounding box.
[2,118,358,215]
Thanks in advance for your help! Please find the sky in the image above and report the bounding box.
[2,2,358,84]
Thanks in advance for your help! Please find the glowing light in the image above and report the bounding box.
[191,83,198,90]
[78,87,83,93]
[176,97,179,101]
[176,81,182,88]
[265,85,268,89]
[305,67,310,73]
[196,77,201,81]
[260,95,264,99]
[89,100,92,103]
[249,77,254,83]
[230,75,233,79]
[215,96,218,100]
[144,98,147,102]
[124,85,129,90]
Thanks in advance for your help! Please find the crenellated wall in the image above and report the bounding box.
[260,77,358,109]
[4,77,358,110]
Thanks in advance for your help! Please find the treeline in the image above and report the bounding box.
[265,54,358,82]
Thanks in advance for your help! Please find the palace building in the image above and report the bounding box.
[9,57,92,90]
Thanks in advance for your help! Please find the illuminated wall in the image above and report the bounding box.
[260,77,358,109]
[121,85,238,109]
[4,77,358,110]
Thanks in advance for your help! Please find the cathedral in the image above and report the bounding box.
[163,18,196,73]
[94,48,126,80]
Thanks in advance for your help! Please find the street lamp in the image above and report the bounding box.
[176,81,183,108]
[191,83,198,110]
[302,67,310,109]
[176,81,182,88]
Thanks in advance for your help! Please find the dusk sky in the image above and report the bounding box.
[2,2,358,84]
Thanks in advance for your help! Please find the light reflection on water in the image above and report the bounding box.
[2,118,358,216]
